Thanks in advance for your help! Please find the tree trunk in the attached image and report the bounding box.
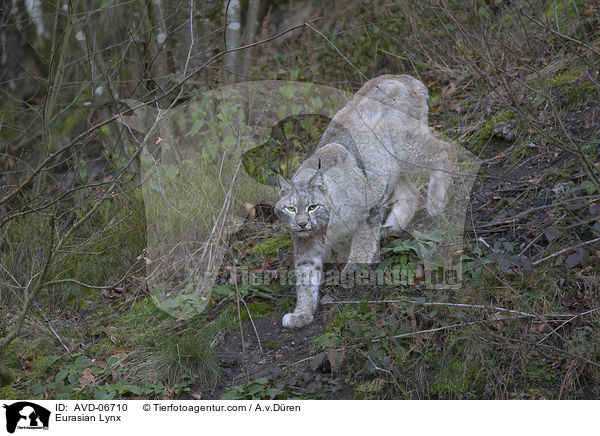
[223,0,242,80]
[242,0,261,78]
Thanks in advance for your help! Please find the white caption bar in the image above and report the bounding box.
[0,400,596,435]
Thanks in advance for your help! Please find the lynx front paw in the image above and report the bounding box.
[426,197,447,217]
[282,312,314,329]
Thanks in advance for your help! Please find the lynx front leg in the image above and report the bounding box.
[282,239,324,329]
[427,147,452,216]
[345,220,381,269]
[383,176,419,234]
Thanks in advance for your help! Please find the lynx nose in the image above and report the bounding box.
[297,219,308,229]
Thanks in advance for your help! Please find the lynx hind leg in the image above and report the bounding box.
[427,146,452,216]
[383,176,419,234]
[345,220,381,270]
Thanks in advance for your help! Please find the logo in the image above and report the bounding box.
[3,402,50,433]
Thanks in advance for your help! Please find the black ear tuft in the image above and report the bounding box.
[308,169,325,192]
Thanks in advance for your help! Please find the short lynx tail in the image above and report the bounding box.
[356,74,430,125]
[399,74,429,102]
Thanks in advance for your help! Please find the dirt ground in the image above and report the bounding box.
[206,299,354,399]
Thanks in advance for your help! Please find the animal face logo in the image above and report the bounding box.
[3,402,50,433]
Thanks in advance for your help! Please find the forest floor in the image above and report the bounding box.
[3,75,599,400]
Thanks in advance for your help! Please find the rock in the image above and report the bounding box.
[492,120,517,141]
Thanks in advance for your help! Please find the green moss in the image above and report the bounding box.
[430,336,484,399]
[429,90,441,107]
[542,0,588,32]
[251,233,292,257]
[525,360,559,388]
[479,110,516,142]
[549,68,583,86]
[30,355,55,382]
[559,81,597,106]
[0,385,22,399]
[431,358,483,398]
[240,301,272,320]
[0,365,15,386]
[581,143,597,156]
[506,145,534,166]
[264,342,278,351]
[354,378,388,399]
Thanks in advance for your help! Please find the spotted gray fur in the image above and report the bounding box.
[276,75,452,329]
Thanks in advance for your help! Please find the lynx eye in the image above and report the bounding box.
[284,205,297,214]
[307,204,319,212]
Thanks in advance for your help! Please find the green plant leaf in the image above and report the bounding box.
[94,388,115,400]
[55,370,68,383]
[580,180,597,195]
[222,387,245,399]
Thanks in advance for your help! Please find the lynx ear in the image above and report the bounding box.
[308,169,325,192]
[276,174,294,192]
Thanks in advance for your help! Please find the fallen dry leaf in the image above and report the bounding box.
[78,367,95,385]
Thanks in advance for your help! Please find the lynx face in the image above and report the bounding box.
[275,173,330,238]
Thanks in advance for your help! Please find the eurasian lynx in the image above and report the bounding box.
[275,75,453,328]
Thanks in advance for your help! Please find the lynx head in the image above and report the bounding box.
[275,171,330,238]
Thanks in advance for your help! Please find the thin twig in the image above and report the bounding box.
[371,314,534,342]
[537,306,600,345]
[239,295,264,356]
[533,237,600,265]
[35,303,72,356]
[321,298,575,319]
[558,359,576,400]
[477,195,600,229]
